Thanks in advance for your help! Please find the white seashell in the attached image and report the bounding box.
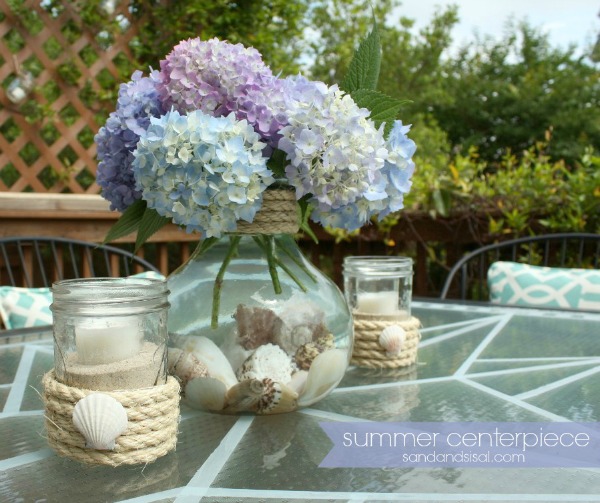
[185,336,238,388]
[272,299,329,354]
[378,325,406,357]
[185,376,228,411]
[168,348,208,389]
[288,370,308,395]
[256,379,298,414]
[297,349,348,407]
[72,393,128,450]
[223,378,267,413]
[236,343,294,384]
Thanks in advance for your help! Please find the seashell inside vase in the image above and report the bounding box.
[72,393,128,450]
[167,234,353,414]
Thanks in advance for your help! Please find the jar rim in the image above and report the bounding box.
[343,256,413,276]
[50,277,169,311]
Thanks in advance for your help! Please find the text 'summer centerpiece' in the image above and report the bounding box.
[96,27,416,414]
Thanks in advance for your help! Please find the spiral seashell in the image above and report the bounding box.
[378,325,406,357]
[272,300,329,354]
[294,333,334,370]
[72,393,128,450]
[168,348,209,390]
[257,378,299,414]
[236,343,294,384]
[224,378,267,413]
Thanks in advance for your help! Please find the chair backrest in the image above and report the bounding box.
[0,236,160,288]
[440,233,600,300]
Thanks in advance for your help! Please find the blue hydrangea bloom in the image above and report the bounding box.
[95,70,164,211]
[376,121,416,220]
[133,109,274,238]
[279,77,389,231]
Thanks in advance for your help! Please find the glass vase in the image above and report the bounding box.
[167,234,353,414]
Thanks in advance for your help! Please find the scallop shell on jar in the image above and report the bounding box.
[378,325,406,357]
[72,393,128,450]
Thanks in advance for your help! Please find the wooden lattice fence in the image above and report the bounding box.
[0,1,499,297]
[0,0,137,193]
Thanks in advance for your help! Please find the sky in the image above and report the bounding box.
[392,0,600,56]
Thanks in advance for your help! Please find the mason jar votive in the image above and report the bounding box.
[343,256,413,319]
[50,277,170,391]
[343,256,420,369]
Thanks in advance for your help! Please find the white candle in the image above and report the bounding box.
[356,291,398,315]
[75,317,142,365]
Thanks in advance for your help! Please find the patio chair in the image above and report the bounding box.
[0,236,162,330]
[440,233,600,303]
[0,236,160,288]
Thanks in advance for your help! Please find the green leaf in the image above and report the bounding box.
[350,88,410,137]
[266,148,288,179]
[134,207,171,252]
[341,25,381,93]
[103,199,146,244]
[432,189,449,217]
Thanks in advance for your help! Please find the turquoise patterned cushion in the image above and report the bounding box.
[0,287,53,330]
[488,261,600,311]
[0,272,165,330]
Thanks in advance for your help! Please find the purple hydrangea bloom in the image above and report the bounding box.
[158,38,287,149]
[95,70,164,211]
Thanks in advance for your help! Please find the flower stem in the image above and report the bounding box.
[253,236,282,294]
[254,236,309,293]
[211,235,241,329]
[275,240,318,283]
[274,256,308,292]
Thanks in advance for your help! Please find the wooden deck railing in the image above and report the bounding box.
[0,193,493,297]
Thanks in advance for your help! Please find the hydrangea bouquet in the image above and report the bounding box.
[97,26,416,325]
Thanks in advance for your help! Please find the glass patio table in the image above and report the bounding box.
[1,300,599,502]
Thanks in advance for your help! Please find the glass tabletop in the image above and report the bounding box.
[1,301,599,502]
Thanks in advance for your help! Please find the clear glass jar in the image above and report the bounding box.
[167,234,353,414]
[50,277,170,391]
[343,256,413,318]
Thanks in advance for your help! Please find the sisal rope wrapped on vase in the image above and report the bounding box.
[351,313,421,369]
[43,370,180,466]
[236,189,299,235]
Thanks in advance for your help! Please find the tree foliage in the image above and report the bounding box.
[129,0,310,75]
[432,21,600,166]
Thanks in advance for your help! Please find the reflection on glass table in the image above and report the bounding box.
[1,300,599,502]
